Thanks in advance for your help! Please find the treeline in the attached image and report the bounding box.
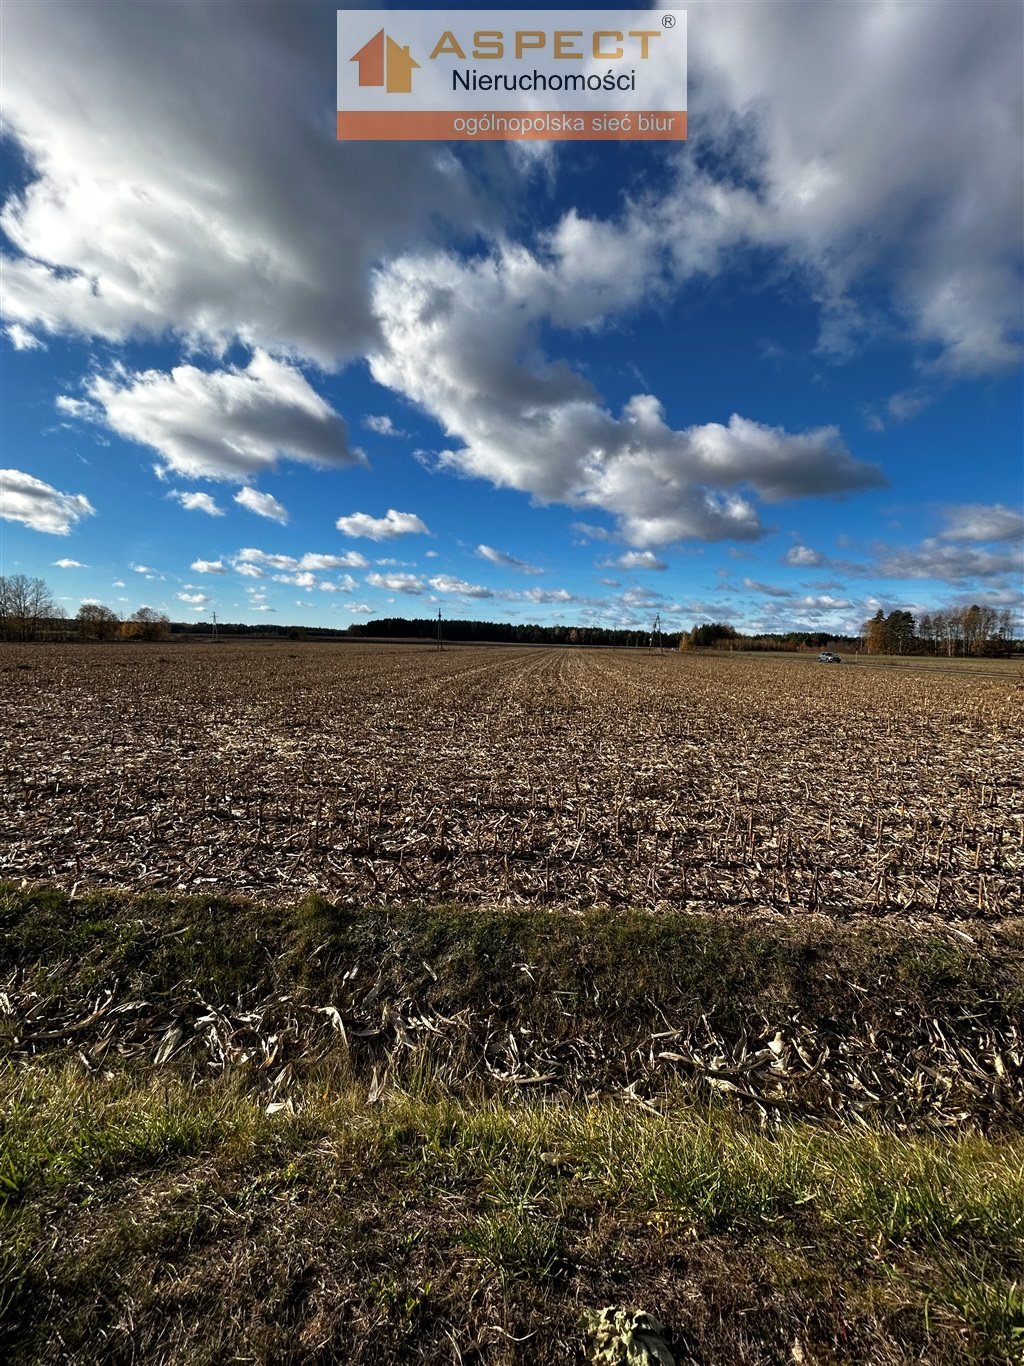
[347,617,682,647]
[679,622,858,652]
[864,605,1018,657]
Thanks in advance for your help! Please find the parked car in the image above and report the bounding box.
[818,651,842,664]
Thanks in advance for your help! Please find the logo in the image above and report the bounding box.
[350,28,420,94]
[338,11,687,142]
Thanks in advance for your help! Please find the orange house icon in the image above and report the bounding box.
[350,29,420,95]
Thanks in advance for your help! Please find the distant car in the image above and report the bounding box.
[818,651,842,664]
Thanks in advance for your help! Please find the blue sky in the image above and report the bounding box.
[2,1,1022,635]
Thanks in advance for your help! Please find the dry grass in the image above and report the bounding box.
[2,642,1021,917]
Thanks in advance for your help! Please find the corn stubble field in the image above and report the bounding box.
[2,642,1023,1365]
[3,643,1022,916]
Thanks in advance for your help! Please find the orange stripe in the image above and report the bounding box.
[337,110,687,141]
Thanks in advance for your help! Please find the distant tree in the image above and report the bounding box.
[122,606,170,642]
[863,610,887,654]
[689,622,738,648]
[76,603,120,642]
[884,609,916,655]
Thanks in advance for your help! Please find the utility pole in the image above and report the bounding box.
[211,610,218,643]
[649,611,662,653]
[436,607,443,652]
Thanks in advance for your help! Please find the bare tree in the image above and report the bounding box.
[0,574,57,641]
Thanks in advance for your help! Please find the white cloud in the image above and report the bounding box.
[234,548,294,572]
[297,551,368,570]
[129,562,155,574]
[605,551,668,572]
[477,544,543,574]
[572,523,616,542]
[743,578,796,598]
[319,576,359,593]
[177,591,209,606]
[112,579,126,587]
[428,574,494,598]
[5,323,43,351]
[873,540,1022,584]
[370,251,884,547]
[191,559,225,574]
[233,547,368,577]
[170,490,224,516]
[363,414,406,436]
[52,557,87,568]
[521,587,575,604]
[658,2,1024,375]
[0,2,480,365]
[0,468,95,535]
[272,571,316,589]
[938,504,1024,544]
[78,351,358,482]
[234,487,289,524]
[785,545,827,567]
[365,571,424,594]
[336,508,430,540]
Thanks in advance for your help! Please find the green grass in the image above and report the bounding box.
[2,1067,1023,1363]
[3,880,1021,1028]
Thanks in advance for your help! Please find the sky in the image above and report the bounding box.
[1,0,1022,637]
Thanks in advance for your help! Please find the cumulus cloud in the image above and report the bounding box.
[298,551,369,570]
[0,0,481,365]
[938,504,1024,543]
[272,571,316,589]
[53,557,87,568]
[233,547,368,576]
[336,509,429,540]
[429,574,494,598]
[319,576,359,593]
[477,544,543,574]
[784,545,827,567]
[0,468,95,535]
[76,352,358,482]
[605,551,668,571]
[370,252,884,547]
[177,591,209,606]
[365,571,424,594]
[670,2,1024,375]
[234,487,289,524]
[191,559,225,574]
[170,490,224,516]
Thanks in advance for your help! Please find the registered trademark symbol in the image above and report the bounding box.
[662,14,676,27]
